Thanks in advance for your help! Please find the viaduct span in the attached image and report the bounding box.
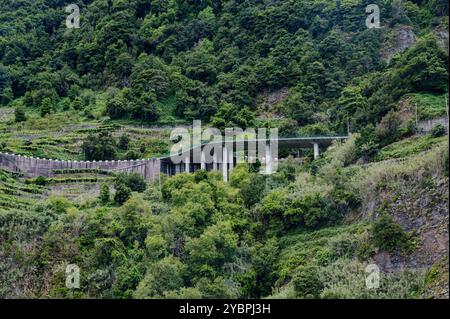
[0,136,348,182]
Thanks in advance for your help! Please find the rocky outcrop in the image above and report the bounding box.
[370,177,449,274]
[382,25,416,63]
[434,26,449,53]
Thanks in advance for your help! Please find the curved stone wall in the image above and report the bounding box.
[0,152,161,181]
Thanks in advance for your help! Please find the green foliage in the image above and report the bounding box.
[99,184,110,204]
[251,238,280,298]
[292,265,323,299]
[124,150,139,160]
[45,196,73,215]
[376,111,402,147]
[0,0,447,300]
[118,134,130,150]
[34,176,48,186]
[355,125,380,161]
[82,132,117,161]
[430,124,446,138]
[14,107,26,123]
[185,221,238,279]
[211,102,255,130]
[372,215,410,253]
[40,98,53,117]
[114,183,132,206]
[410,93,448,120]
[134,256,186,298]
[319,259,425,299]
[115,173,147,193]
[376,135,446,160]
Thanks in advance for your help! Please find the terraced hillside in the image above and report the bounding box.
[0,170,47,212]
[0,108,172,161]
[0,0,448,300]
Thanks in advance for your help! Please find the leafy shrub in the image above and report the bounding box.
[376,111,402,147]
[355,125,380,161]
[292,265,323,298]
[34,176,48,186]
[14,107,26,122]
[319,259,425,299]
[118,134,130,150]
[45,196,73,215]
[430,124,446,138]
[39,97,53,117]
[115,173,147,193]
[114,184,132,205]
[134,257,186,298]
[124,150,140,160]
[99,184,110,204]
[194,276,241,299]
[82,132,117,161]
[372,215,410,253]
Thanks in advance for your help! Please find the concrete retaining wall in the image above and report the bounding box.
[0,152,161,181]
[417,116,449,134]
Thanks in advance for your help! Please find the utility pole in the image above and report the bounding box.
[346,112,350,136]
[445,94,449,135]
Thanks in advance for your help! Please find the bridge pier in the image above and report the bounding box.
[265,144,272,174]
[228,148,234,172]
[313,143,320,160]
[185,155,190,173]
[222,146,228,182]
[213,151,218,171]
[201,150,206,170]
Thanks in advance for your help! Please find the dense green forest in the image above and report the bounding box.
[0,0,449,299]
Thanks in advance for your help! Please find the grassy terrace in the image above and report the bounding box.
[0,170,46,212]
[0,107,172,161]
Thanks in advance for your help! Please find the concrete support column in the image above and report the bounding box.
[228,149,234,172]
[222,146,228,182]
[201,149,206,170]
[213,151,218,171]
[313,143,320,160]
[185,155,190,173]
[265,143,272,174]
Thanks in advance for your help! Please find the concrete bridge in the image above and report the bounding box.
[0,135,348,182]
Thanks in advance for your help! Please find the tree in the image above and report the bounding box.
[115,173,147,193]
[376,111,402,147]
[82,132,118,161]
[430,124,446,137]
[134,257,186,298]
[0,64,12,105]
[372,215,409,253]
[118,134,130,150]
[134,92,160,122]
[338,86,368,130]
[183,39,218,84]
[40,97,53,117]
[99,184,110,204]
[185,221,238,277]
[355,125,379,161]
[114,183,132,205]
[106,94,129,120]
[14,107,26,122]
[211,102,255,130]
[251,238,280,297]
[124,150,140,160]
[292,266,323,298]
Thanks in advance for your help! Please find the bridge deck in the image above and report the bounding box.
[0,135,349,180]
